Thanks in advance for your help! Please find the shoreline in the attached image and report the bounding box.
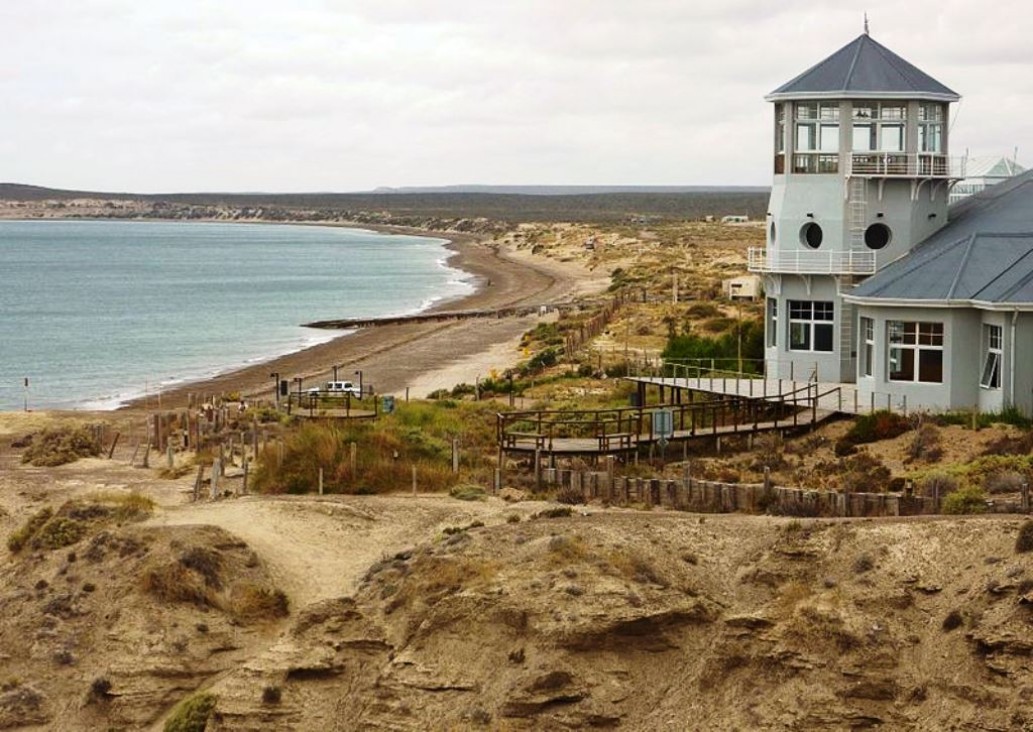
[0,216,602,413]
[118,221,588,410]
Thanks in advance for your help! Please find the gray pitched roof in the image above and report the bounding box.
[846,171,1033,306]
[766,34,959,102]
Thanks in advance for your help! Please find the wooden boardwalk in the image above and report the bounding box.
[501,413,835,455]
[498,385,836,458]
[627,376,865,414]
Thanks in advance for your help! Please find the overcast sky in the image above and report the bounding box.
[1,0,1030,193]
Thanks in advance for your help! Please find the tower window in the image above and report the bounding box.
[919,103,945,153]
[851,102,908,152]
[864,223,891,250]
[800,222,823,249]
[794,103,840,173]
[769,221,776,244]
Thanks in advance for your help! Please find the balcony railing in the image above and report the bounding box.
[748,247,876,275]
[849,153,962,178]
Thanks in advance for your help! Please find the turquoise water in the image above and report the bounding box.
[0,220,473,410]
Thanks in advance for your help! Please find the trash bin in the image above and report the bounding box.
[381,395,395,414]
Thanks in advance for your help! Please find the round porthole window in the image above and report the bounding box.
[864,223,891,250]
[800,222,823,249]
[769,221,777,244]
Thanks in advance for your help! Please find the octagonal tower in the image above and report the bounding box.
[752,30,960,382]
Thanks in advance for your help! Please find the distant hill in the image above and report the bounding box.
[0,182,770,223]
[370,184,769,196]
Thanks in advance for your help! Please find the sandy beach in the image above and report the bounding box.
[132,226,607,409]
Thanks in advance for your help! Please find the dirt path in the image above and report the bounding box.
[144,494,537,608]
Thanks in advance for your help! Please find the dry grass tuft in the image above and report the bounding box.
[141,562,216,607]
[178,547,223,589]
[605,548,666,586]
[231,584,289,622]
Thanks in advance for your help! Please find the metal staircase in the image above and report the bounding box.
[840,177,868,372]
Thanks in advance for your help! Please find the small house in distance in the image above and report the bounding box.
[722,274,763,300]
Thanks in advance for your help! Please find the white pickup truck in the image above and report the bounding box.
[307,381,362,397]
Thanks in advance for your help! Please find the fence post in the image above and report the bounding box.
[211,459,221,500]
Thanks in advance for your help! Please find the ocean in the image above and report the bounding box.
[0,220,474,411]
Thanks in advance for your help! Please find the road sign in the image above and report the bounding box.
[652,409,673,439]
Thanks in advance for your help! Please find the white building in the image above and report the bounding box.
[750,30,1033,414]
[948,156,1026,205]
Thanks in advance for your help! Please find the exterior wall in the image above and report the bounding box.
[1010,313,1033,415]
[768,174,845,255]
[854,305,1033,414]
[854,305,955,411]
[976,311,1006,414]
[765,274,854,382]
[858,179,949,263]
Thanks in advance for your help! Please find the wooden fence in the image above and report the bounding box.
[533,464,941,518]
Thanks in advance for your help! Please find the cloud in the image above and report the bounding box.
[0,0,1029,191]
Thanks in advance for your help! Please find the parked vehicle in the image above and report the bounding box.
[307,380,362,397]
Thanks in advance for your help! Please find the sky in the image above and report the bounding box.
[1,0,1030,193]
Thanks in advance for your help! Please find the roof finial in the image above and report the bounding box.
[864,13,870,35]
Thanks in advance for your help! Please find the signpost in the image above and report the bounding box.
[652,409,674,461]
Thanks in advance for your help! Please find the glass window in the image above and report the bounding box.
[796,123,817,151]
[767,299,778,348]
[851,102,909,153]
[853,123,874,151]
[860,317,874,377]
[887,321,943,383]
[880,124,905,152]
[788,300,834,353]
[820,124,839,152]
[919,122,943,153]
[981,324,1002,389]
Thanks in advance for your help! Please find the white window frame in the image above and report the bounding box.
[918,103,945,154]
[788,300,834,353]
[851,102,908,152]
[887,321,944,384]
[980,324,1002,389]
[860,317,874,377]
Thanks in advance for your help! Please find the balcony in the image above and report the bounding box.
[748,247,876,275]
[849,153,962,178]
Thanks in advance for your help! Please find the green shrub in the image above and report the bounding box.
[844,411,910,446]
[21,426,102,467]
[33,517,87,550]
[164,692,217,732]
[942,485,988,514]
[7,507,54,552]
